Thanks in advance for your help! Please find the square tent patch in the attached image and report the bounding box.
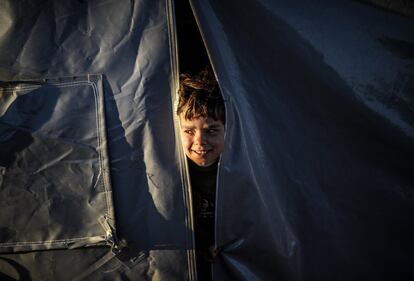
[0,75,115,252]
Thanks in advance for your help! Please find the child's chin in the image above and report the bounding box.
[194,159,215,167]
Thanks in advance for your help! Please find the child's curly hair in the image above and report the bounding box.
[177,68,225,123]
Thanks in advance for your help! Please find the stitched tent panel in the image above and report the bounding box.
[0,75,115,252]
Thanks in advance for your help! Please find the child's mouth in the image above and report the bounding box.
[192,149,210,156]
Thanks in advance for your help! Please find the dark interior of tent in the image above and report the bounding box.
[175,1,210,74]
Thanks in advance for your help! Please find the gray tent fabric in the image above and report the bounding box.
[0,0,194,280]
[1,0,413,280]
[190,0,414,280]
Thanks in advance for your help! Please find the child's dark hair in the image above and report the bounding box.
[177,68,225,123]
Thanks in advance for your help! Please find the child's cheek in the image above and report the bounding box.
[181,135,191,150]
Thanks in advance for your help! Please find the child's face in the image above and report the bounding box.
[180,115,225,167]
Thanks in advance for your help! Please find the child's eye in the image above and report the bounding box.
[184,129,194,135]
[207,129,218,134]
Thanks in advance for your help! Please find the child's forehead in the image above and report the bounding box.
[180,115,223,128]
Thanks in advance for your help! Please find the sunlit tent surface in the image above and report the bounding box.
[0,0,413,280]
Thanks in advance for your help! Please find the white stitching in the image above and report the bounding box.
[0,236,106,247]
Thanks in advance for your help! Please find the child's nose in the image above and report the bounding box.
[195,131,207,144]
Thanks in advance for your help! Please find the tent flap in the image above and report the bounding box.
[0,0,191,280]
[190,0,414,280]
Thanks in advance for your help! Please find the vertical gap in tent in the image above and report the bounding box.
[175,1,210,73]
[176,0,226,278]
[167,0,197,280]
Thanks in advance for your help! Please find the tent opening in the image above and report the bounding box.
[175,0,210,73]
